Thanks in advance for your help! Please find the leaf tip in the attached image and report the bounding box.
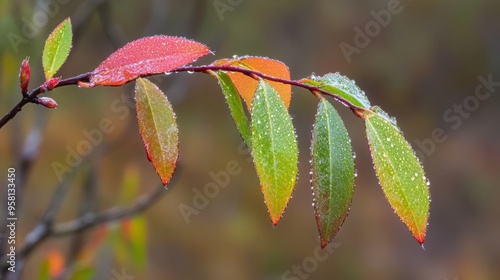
[320,238,331,249]
[270,214,282,226]
[415,231,426,245]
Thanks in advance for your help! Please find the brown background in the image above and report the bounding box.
[1,0,499,279]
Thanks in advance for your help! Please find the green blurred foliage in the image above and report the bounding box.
[1,0,499,279]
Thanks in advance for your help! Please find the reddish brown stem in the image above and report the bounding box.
[0,64,366,130]
[0,73,91,129]
[174,65,366,113]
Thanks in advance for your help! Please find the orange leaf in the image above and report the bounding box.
[214,56,291,111]
[47,250,65,278]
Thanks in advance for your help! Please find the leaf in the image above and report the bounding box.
[214,70,251,146]
[135,78,179,185]
[38,260,50,280]
[302,73,371,110]
[90,35,210,86]
[42,17,72,80]
[364,110,430,244]
[311,98,355,248]
[122,216,147,269]
[118,164,140,205]
[39,250,64,280]
[214,56,291,111]
[68,267,94,280]
[251,80,298,225]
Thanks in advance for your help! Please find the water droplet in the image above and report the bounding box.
[321,72,371,108]
[187,71,194,74]
[232,54,239,59]
[164,72,172,75]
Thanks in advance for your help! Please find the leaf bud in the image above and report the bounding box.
[37,97,58,109]
[19,58,30,95]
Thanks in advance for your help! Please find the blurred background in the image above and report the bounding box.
[1,0,499,279]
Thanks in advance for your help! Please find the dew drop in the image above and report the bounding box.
[187,71,194,74]
[164,72,172,75]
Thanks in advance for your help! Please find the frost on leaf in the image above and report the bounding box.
[135,78,179,185]
[91,36,210,86]
[365,110,429,244]
[311,98,355,248]
[303,72,371,110]
[42,17,72,80]
[251,80,298,225]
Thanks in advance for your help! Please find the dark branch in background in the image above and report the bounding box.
[98,1,127,49]
[65,167,98,273]
[54,180,168,236]
[72,0,111,44]
[0,171,175,278]
[1,169,80,280]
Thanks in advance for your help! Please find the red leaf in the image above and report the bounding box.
[89,35,210,86]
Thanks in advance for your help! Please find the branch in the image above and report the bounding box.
[53,182,167,236]
[0,179,171,277]
[1,62,367,130]
[0,72,91,129]
[173,65,367,115]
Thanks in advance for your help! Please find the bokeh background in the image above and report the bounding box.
[1,0,499,279]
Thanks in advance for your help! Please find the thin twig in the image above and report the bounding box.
[0,177,171,278]
[53,182,167,236]
[0,72,91,129]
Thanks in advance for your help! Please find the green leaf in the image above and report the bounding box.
[42,17,72,80]
[365,110,430,244]
[311,98,355,248]
[38,260,50,280]
[215,71,251,146]
[251,80,298,225]
[68,267,95,280]
[303,73,371,109]
[135,78,179,185]
[128,216,147,269]
[118,164,140,205]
